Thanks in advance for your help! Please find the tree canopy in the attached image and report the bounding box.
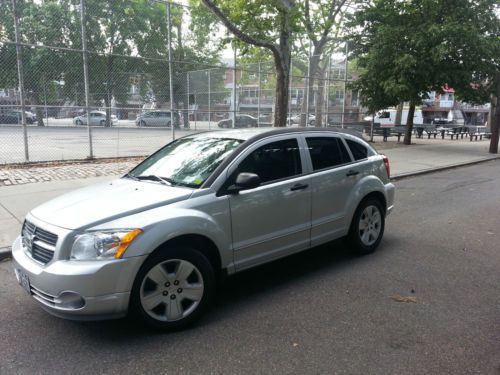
[348,0,500,145]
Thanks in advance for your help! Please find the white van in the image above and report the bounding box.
[373,109,424,127]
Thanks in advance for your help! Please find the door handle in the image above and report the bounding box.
[290,183,309,191]
[346,170,359,177]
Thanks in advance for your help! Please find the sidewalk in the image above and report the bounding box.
[1,136,498,255]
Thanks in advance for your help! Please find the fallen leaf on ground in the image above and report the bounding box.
[293,343,299,347]
[391,295,417,303]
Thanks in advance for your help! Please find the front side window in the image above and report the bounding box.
[306,137,351,170]
[129,136,243,187]
[235,138,302,184]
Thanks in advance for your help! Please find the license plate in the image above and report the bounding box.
[16,269,31,295]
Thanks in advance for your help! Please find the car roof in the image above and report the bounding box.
[188,127,365,142]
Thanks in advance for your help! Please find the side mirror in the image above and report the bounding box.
[227,172,261,194]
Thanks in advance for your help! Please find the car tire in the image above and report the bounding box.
[76,119,83,125]
[129,246,216,331]
[348,198,385,255]
[167,121,171,128]
[139,120,146,127]
[309,120,316,127]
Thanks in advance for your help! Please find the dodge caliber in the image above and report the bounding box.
[12,128,395,330]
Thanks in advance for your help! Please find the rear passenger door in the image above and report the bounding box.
[304,135,359,246]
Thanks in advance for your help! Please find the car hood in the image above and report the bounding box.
[30,178,194,230]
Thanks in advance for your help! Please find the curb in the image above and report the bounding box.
[391,156,500,181]
[0,156,498,262]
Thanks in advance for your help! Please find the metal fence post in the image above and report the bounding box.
[341,42,348,129]
[257,61,261,127]
[208,69,211,130]
[12,0,29,162]
[186,71,189,129]
[166,1,175,140]
[324,55,331,127]
[232,45,237,128]
[79,0,93,158]
[288,59,293,127]
[305,44,312,126]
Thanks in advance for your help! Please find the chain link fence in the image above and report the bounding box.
[0,0,367,164]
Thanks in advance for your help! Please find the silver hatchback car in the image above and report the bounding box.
[12,128,395,330]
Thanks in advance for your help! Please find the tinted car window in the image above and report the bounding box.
[306,137,351,170]
[346,139,368,160]
[236,138,302,184]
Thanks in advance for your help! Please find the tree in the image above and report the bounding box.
[297,0,351,127]
[349,0,500,146]
[199,0,301,127]
[0,0,74,126]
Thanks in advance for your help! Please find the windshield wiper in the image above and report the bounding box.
[124,173,197,188]
[128,174,172,186]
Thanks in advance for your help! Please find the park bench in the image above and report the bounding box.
[446,127,469,140]
[468,126,491,141]
[415,125,439,139]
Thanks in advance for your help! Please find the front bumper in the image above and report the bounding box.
[12,236,147,321]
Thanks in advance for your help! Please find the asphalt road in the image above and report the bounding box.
[0,161,499,374]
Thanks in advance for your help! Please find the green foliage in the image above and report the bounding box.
[348,0,500,111]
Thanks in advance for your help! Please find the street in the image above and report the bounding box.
[0,161,499,374]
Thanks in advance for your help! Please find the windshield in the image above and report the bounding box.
[127,136,243,188]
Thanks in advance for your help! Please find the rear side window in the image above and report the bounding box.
[346,139,368,160]
[306,137,351,170]
[236,138,302,184]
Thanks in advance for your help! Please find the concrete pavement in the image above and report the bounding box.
[0,135,498,255]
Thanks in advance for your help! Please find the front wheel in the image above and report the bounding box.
[348,198,385,255]
[76,119,83,125]
[130,247,215,331]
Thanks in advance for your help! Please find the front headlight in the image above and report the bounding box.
[70,229,142,260]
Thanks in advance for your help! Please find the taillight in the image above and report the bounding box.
[382,155,390,178]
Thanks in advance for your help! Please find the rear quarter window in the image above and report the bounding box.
[346,139,368,161]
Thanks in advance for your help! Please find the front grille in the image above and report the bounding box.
[22,220,58,265]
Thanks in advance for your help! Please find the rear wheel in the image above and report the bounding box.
[130,246,215,331]
[348,198,385,254]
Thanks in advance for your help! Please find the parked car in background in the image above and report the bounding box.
[217,114,258,128]
[287,114,316,126]
[0,113,21,124]
[73,111,117,126]
[3,110,37,124]
[136,111,180,127]
[12,128,394,331]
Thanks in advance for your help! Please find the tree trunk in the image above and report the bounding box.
[273,58,290,127]
[314,64,327,127]
[488,71,500,154]
[403,102,416,145]
[300,53,320,127]
[105,54,114,127]
[395,102,403,126]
